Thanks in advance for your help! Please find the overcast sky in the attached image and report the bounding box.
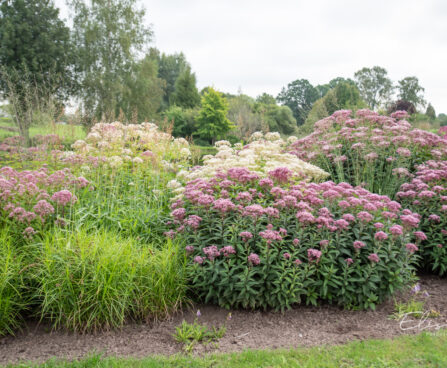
[55,0,447,113]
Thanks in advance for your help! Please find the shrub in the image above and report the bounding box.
[397,160,447,275]
[169,167,419,311]
[290,109,447,197]
[0,228,24,335]
[387,100,416,115]
[37,229,187,332]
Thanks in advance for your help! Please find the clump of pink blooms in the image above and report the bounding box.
[0,166,88,234]
[0,135,108,170]
[397,160,447,275]
[288,109,447,196]
[170,166,420,308]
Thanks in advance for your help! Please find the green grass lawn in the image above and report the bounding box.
[0,119,86,144]
[5,332,447,368]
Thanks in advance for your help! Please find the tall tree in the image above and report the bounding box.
[196,88,234,144]
[354,66,393,110]
[155,51,189,110]
[276,79,319,126]
[118,55,165,122]
[170,66,200,109]
[425,103,436,121]
[0,0,75,143]
[68,0,152,124]
[397,76,426,109]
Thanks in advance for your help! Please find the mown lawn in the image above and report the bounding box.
[0,119,85,144]
[6,331,447,368]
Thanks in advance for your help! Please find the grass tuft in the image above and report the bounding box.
[37,229,188,332]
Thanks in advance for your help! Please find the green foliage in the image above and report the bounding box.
[354,66,393,110]
[170,66,201,109]
[196,88,234,144]
[155,50,189,110]
[227,93,297,140]
[0,0,75,144]
[300,83,367,134]
[391,299,425,320]
[277,79,319,125]
[398,77,426,109]
[263,104,297,135]
[228,94,263,140]
[0,228,24,336]
[256,93,276,105]
[68,0,153,124]
[0,0,76,100]
[426,103,436,121]
[118,55,165,122]
[173,319,226,352]
[438,113,447,126]
[163,105,198,138]
[73,167,173,245]
[37,229,187,332]
[315,78,356,99]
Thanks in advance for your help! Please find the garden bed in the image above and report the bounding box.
[1,274,446,366]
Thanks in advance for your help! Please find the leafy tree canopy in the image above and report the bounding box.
[196,88,234,144]
[398,76,426,109]
[0,0,75,99]
[354,66,393,110]
[425,103,436,121]
[68,0,152,124]
[170,66,200,109]
[276,79,319,126]
[0,0,76,143]
[300,82,367,134]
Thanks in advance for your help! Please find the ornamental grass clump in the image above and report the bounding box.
[0,228,25,336]
[397,160,447,275]
[177,131,328,184]
[289,109,447,197]
[37,229,188,332]
[71,121,191,172]
[169,167,420,310]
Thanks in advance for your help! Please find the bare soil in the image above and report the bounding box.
[1,275,446,365]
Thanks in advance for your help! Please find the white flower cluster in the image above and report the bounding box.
[178,132,329,182]
[71,121,191,169]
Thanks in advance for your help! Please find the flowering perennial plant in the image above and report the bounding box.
[289,109,447,197]
[0,166,87,238]
[169,167,419,310]
[177,132,328,184]
[71,122,191,171]
[397,160,447,275]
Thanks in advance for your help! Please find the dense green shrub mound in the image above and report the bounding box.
[397,160,447,275]
[0,229,25,336]
[170,167,420,311]
[290,109,447,197]
[37,229,187,332]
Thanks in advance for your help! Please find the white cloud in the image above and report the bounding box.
[55,0,447,112]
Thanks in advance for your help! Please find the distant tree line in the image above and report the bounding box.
[0,0,444,146]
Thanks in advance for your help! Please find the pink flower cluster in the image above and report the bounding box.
[173,166,421,272]
[288,110,447,195]
[0,166,86,229]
